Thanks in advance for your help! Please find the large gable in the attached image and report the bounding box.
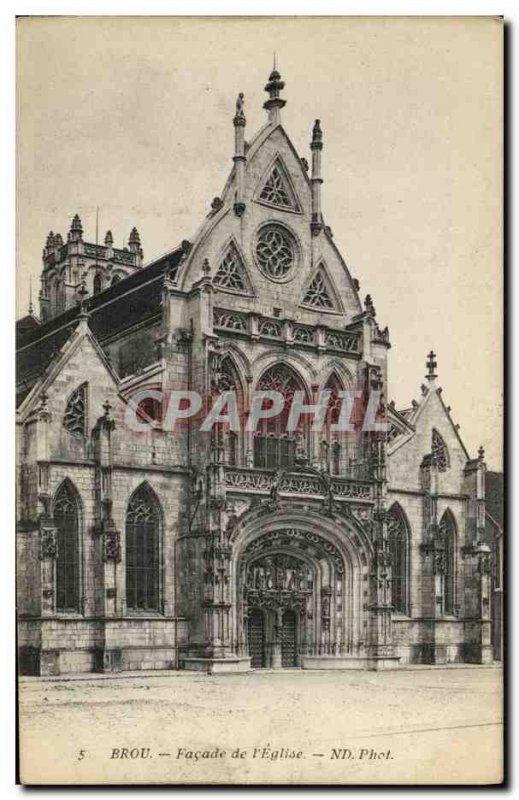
[178,70,362,323]
[388,363,472,493]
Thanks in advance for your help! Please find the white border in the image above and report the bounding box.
[2,4,512,797]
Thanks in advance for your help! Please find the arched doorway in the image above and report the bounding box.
[234,521,365,668]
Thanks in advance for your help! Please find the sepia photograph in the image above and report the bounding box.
[15,15,503,785]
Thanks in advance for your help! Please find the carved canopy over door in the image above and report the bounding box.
[245,553,313,613]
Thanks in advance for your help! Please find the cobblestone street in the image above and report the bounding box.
[19,665,503,785]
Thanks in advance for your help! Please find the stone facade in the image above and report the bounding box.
[16,69,500,675]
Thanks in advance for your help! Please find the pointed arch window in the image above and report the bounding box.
[93,273,102,295]
[387,505,410,615]
[210,355,242,465]
[432,428,449,472]
[301,264,342,312]
[321,373,343,475]
[213,242,250,292]
[63,383,87,436]
[253,363,307,469]
[321,372,362,478]
[126,485,161,612]
[258,159,299,211]
[54,482,80,612]
[439,511,456,614]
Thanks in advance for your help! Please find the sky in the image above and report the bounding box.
[16,16,503,469]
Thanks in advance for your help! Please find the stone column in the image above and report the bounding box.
[310,120,323,236]
[366,367,395,668]
[462,450,493,663]
[92,401,122,672]
[233,93,247,217]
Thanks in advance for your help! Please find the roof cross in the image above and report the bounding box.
[426,350,437,381]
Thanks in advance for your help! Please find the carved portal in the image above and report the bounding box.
[237,528,358,666]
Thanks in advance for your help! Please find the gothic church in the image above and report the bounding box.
[16,69,500,675]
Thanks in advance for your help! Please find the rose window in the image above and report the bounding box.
[255,225,296,280]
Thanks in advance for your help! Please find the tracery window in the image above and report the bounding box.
[210,355,242,465]
[259,164,294,209]
[321,373,359,476]
[213,243,248,291]
[255,225,296,281]
[54,482,80,612]
[126,485,161,612]
[63,383,87,436]
[111,274,121,286]
[431,428,449,472]
[439,510,456,614]
[387,505,409,614]
[302,269,334,309]
[253,363,306,469]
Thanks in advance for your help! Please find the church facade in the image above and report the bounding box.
[16,69,499,676]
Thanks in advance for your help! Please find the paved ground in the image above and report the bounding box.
[19,665,503,785]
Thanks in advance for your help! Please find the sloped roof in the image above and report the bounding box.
[16,246,183,407]
[16,313,42,349]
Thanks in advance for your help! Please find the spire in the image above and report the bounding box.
[263,63,286,124]
[54,233,63,247]
[426,350,437,381]
[45,231,55,250]
[104,230,114,247]
[69,213,83,242]
[28,276,34,315]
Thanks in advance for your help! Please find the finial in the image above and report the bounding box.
[311,119,323,149]
[478,445,485,462]
[104,230,114,247]
[129,227,143,258]
[234,92,246,126]
[45,231,55,249]
[69,214,83,241]
[202,258,211,277]
[273,51,277,71]
[129,226,141,247]
[263,63,286,123]
[28,276,34,315]
[54,233,63,247]
[364,294,376,316]
[426,350,437,381]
